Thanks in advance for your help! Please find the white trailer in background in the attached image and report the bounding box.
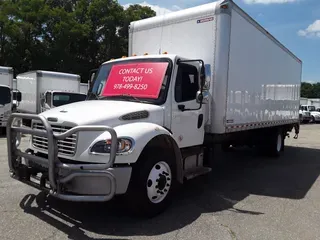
[80,83,89,94]
[16,70,87,114]
[16,70,87,126]
[7,0,302,217]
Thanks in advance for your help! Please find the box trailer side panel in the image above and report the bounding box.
[0,66,13,87]
[17,72,37,113]
[225,7,301,133]
[38,71,81,93]
[129,1,231,133]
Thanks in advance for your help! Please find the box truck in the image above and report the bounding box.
[16,70,87,124]
[7,0,301,217]
[0,67,21,133]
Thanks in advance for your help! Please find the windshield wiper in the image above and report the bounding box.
[117,94,150,104]
[98,94,149,103]
[87,91,99,100]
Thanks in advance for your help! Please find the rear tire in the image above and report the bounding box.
[221,143,232,152]
[266,129,283,157]
[126,148,177,218]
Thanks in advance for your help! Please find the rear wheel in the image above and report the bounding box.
[221,143,232,152]
[126,149,177,218]
[266,129,284,157]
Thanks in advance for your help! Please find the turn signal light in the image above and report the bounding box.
[144,52,148,55]
[221,4,228,9]
[163,51,168,54]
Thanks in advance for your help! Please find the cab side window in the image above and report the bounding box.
[175,63,199,103]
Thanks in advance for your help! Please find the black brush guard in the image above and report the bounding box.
[7,113,118,202]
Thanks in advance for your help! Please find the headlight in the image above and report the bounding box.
[90,138,134,155]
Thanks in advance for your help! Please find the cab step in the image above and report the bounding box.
[184,167,212,180]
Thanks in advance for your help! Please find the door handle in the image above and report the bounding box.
[197,114,203,129]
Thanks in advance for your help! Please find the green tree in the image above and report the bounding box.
[0,0,156,81]
[118,4,156,56]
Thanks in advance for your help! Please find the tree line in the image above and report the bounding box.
[0,0,155,82]
[301,82,320,98]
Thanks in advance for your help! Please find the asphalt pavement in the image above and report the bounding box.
[1,125,320,240]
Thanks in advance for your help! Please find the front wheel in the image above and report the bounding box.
[125,149,177,218]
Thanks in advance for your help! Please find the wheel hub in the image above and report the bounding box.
[157,174,167,190]
[146,161,172,204]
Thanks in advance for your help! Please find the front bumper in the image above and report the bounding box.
[302,115,311,121]
[7,113,131,202]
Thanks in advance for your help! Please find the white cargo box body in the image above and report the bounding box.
[17,71,81,114]
[129,0,301,134]
[80,83,88,94]
[0,66,13,88]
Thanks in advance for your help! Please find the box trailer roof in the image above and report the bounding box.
[0,66,13,74]
[17,70,80,81]
[129,0,301,64]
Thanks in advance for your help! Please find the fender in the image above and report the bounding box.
[85,122,184,183]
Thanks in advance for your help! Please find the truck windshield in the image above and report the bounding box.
[88,58,173,105]
[52,92,87,107]
[308,106,316,111]
[0,87,11,105]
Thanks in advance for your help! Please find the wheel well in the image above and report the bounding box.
[139,134,183,184]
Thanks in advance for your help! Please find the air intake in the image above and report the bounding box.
[120,110,149,120]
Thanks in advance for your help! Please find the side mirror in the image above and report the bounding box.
[17,92,22,102]
[196,91,203,104]
[196,90,209,104]
[40,97,45,107]
[200,65,205,89]
[90,72,96,82]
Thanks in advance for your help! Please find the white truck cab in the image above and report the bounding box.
[6,0,301,217]
[41,90,87,112]
[300,105,320,123]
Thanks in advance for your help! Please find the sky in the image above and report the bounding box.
[120,0,320,83]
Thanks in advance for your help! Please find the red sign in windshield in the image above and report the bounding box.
[101,62,169,99]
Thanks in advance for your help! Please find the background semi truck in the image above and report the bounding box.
[7,0,301,217]
[80,83,89,94]
[16,70,87,116]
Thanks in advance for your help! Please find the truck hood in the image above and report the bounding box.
[39,100,164,126]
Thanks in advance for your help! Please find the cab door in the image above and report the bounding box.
[170,62,206,148]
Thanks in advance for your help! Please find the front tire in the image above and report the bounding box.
[126,149,177,218]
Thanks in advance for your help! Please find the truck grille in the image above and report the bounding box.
[32,123,77,156]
